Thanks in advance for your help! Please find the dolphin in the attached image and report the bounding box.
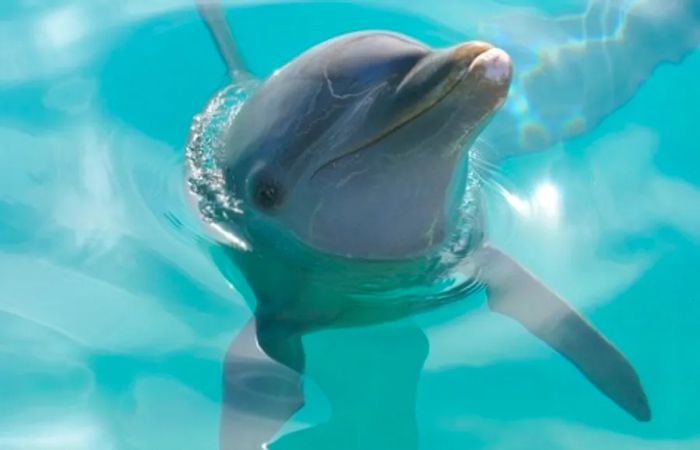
[192,2,651,449]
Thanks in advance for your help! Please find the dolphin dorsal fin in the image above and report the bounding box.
[196,0,253,81]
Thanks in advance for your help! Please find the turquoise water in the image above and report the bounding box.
[1,1,699,449]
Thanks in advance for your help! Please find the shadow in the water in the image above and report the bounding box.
[209,233,442,450]
[220,316,428,450]
[220,317,305,449]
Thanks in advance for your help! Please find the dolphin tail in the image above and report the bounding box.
[220,317,305,450]
[474,243,651,422]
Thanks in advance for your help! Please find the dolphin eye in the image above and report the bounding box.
[253,178,282,209]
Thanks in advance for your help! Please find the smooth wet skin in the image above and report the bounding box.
[193,3,652,449]
[219,33,511,258]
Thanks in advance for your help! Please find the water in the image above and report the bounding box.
[1,1,699,449]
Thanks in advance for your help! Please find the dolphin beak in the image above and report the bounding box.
[396,40,510,102]
[445,41,513,111]
[450,41,495,65]
[311,41,512,180]
[462,44,513,86]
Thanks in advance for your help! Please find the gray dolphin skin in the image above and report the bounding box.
[194,2,651,448]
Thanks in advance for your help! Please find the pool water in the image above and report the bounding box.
[1,1,699,449]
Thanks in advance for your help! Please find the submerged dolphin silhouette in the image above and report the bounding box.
[192,2,651,448]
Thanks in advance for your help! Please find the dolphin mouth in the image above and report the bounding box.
[310,43,511,180]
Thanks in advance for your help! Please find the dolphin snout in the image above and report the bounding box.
[450,41,495,65]
[471,48,512,84]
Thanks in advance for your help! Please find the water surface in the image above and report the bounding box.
[1,1,699,449]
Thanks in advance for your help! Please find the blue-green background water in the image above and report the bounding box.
[1,1,699,448]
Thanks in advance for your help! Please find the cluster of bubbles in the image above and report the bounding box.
[185,81,257,231]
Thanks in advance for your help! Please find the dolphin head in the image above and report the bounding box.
[219,32,512,259]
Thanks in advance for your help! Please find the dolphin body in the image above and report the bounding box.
[192,2,651,448]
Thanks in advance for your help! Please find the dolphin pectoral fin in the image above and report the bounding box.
[220,317,305,450]
[474,244,651,422]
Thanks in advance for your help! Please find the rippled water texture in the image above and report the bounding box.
[1,1,700,449]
